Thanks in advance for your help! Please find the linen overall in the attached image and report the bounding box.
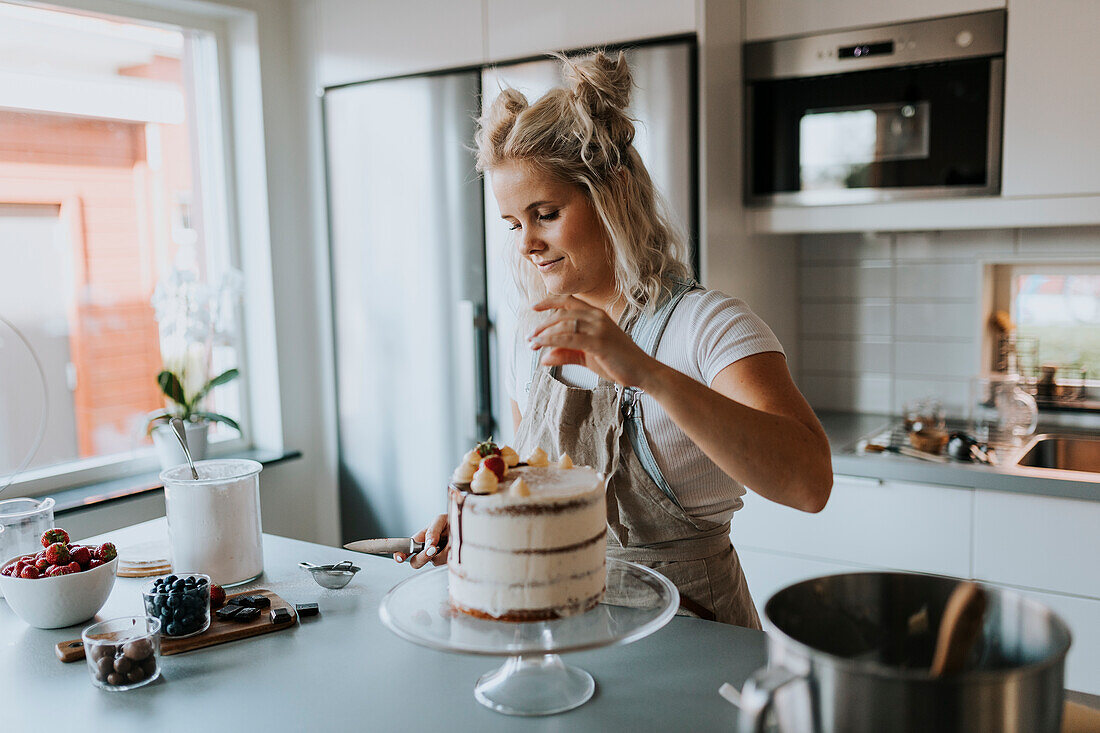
[513,280,761,628]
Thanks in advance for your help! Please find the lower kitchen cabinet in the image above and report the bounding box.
[987,583,1100,695]
[738,546,868,617]
[734,475,972,577]
[734,475,1100,694]
[973,489,1100,600]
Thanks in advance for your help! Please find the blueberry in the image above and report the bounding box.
[167,596,181,609]
[185,576,196,586]
[196,577,208,586]
[165,575,177,584]
[166,622,179,636]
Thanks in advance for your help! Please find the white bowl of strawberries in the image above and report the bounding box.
[0,528,119,629]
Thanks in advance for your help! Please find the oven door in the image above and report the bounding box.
[746,56,1003,205]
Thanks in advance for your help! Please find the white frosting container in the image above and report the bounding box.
[161,459,264,587]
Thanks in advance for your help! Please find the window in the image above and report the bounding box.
[989,263,1100,393]
[0,1,246,493]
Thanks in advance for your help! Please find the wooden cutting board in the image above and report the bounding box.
[56,589,297,662]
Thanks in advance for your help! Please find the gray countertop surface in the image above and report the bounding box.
[2,520,764,732]
[817,410,1100,502]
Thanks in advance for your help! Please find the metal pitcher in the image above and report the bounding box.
[739,572,1071,733]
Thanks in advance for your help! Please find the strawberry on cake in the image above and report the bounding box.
[447,440,606,621]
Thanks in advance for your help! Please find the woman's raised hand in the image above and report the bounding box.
[394,513,449,569]
[528,295,660,389]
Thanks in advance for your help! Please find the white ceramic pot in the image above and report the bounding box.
[151,421,209,471]
[0,555,118,629]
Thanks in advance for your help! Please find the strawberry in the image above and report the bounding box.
[45,565,64,577]
[65,561,82,574]
[70,546,92,567]
[35,556,50,572]
[87,559,104,570]
[40,528,69,548]
[209,584,226,610]
[475,438,501,458]
[20,566,40,579]
[45,543,70,566]
[480,455,506,481]
[52,563,76,576]
[1,565,13,577]
[94,542,118,563]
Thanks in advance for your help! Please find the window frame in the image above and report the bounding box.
[1,0,277,498]
[987,261,1100,388]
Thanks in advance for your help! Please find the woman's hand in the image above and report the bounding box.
[394,513,449,569]
[529,295,661,389]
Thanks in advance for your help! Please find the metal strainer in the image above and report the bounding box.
[299,560,360,589]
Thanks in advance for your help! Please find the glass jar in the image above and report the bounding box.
[161,459,263,587]
[142,573,211,638]
[969,374,1039,447]
[82,616,161,691]
[0,497,55,596]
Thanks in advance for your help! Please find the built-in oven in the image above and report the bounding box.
[744,10,1005,206]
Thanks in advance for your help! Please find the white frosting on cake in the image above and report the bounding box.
[448,463,606,620]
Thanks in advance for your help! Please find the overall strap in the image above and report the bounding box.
[621,279,698,509]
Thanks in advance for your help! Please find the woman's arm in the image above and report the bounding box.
[642,351,832,513]
[528,295,833,513]
[511,399,522,433]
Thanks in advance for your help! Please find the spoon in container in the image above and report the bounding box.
[170,417,200,480]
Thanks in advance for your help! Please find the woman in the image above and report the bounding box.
[396,51,832,628]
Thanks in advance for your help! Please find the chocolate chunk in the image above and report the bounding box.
[215,606,241,620]
[294,602,319,617]
[233,607,260,622]
[236,595,270,608]
[270,607,292,624]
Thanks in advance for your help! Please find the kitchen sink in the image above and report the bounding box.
[1015,434,1100,474]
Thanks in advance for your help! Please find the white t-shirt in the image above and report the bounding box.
[507,288,785,525]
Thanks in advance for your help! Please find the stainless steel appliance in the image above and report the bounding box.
[322,40,695,538]
[744,11,1005,206]
[739,572,1071,733]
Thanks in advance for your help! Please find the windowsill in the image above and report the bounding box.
[48,449,301,516]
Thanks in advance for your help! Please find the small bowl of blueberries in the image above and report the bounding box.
[142,573,211,638]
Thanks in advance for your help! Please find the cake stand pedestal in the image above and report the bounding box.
[378,557,679,716]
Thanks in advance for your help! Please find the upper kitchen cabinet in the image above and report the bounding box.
[745,0,1004,41]
[315,0,485,87]
[1000,0,1100,198]
[485,0,694,60]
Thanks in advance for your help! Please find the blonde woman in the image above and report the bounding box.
[398,51,832,627]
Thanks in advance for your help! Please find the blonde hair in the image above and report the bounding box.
[475,51,692,323]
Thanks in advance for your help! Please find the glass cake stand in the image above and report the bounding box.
[378,557,679,716]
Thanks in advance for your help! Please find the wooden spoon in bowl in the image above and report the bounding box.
[931,581,988,677]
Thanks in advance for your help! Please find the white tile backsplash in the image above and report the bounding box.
[894,230,1015,261]
[895,377,972,414]
[802,338,893,374]
[800,232,892,263]
[799,373,894,413]
[800,264,892,299]
[895,302,980,340]
[895,262,980,299]
[893,341,980,379]
[797,226,1100,415]
[1017,226,1100,256]
[801,302,893,338]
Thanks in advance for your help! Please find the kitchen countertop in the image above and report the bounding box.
[818,410,1100,502]
[2,519,765,732]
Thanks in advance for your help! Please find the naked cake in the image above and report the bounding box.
[447,440,606,621]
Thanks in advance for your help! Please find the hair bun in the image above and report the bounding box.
[563,51,632,117]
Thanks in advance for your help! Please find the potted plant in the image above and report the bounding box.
[147,368,241,469]
[148,257,243,470]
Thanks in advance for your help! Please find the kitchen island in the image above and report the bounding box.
[2,520,763,732]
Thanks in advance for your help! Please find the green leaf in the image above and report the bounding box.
[192,368,239,407]
[144,412,174,436]
[192,411,241,434]
[157,370,187,407]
